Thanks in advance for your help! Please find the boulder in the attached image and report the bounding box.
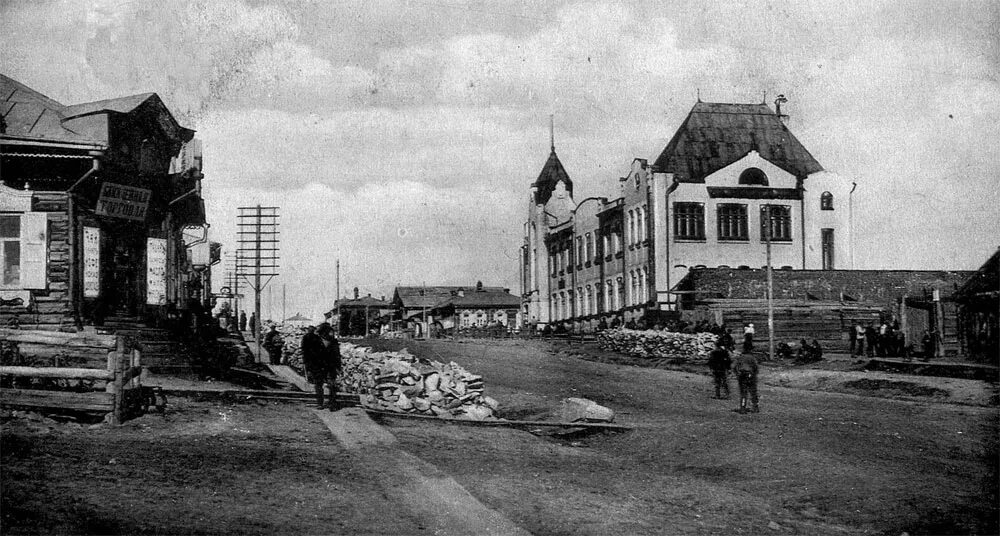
[558,397,615,423]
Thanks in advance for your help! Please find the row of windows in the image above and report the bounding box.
[550,206,649,277]
[674,203,793,242]
[550,268,650,321]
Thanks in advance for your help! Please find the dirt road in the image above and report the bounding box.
[2,338,997,535]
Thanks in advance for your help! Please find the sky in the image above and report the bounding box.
[2,0,998,321]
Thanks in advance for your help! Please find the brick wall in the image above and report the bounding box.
[678,268,974,306]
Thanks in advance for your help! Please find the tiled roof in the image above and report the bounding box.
[532,149,572,205]
[653,102,823,183]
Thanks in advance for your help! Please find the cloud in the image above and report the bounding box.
[204,180,522,319]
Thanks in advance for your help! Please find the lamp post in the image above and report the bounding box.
[765,206,775,360]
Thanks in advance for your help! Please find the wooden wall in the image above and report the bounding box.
[0,192,74,329]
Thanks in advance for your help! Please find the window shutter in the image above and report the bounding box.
[19,213,48,289]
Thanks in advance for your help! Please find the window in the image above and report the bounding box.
[638,206,646,241]
[577,237,584,265]
[821,228,835,269]
[673,202,705,240]
[629,271,637,305]
[627,210,634,245]
[585,233,593,262]
[615,277,625,309]
[606,279,614,311]
[717,203,748,241]
[738,167,769,186]
[1,215,20,287]
[760,204,792,241]
[821,192,833,210]
[594,283,602,312]
[577,287,583,316]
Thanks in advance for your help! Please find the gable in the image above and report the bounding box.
[653,102,823,182]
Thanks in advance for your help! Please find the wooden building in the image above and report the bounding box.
[0,74,210,329]
[954,249,999,364]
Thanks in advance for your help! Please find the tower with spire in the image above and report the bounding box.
[521,116,575,327]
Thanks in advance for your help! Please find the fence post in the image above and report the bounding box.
[111,337,125,425]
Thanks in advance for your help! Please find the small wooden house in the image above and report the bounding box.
[1,74,211,329]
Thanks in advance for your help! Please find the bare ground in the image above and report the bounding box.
[2,338,997,535]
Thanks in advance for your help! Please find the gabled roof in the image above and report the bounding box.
[652,102,823,183]
[955,249,999,301]
[1,74,187,145]
[532,149,572,205]
[393,285,508,309]
[334,295,392,308]
[430,288,521,310]
[62,93,156,118]
[0,73,97,143]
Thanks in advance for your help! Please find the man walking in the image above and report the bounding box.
[707,340,732,399]
[734,350,759,414]
[317,323,343,410]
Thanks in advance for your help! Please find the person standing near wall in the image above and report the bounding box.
[742,323,755,354]
[239,310,247,332]
[707,340,732,399]
[316,323,342,411]
[300,326,325,408]
[733,350,759,414]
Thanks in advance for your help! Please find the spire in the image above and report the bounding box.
[549,114,555,152]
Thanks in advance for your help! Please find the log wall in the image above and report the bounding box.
[1,192,74,328]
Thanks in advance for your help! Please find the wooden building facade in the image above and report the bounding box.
[1,75,211,330]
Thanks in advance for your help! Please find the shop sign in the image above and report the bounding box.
[146,237,167,305]
[83,227,100,298]
[96,182,151,221]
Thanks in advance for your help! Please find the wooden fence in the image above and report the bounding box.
[0,328,148,424]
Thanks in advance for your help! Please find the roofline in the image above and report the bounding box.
[0,135,107,151]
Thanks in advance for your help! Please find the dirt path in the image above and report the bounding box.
[314,407,530,535]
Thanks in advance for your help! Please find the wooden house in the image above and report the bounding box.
[0,74,211,329]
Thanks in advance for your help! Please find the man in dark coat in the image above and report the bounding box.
[239,311,247,332]
[734,351,759,413]
[315,323,343,410]
[300,325,326,407]
[316,324,343,411]
[707,340,732,399]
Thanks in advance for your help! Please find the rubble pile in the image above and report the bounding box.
[597,328,717,361]
[276,330,499,420]
[340,344,499,421]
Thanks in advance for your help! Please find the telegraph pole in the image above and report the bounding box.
[765,207,775,360]
[237,205,280,362]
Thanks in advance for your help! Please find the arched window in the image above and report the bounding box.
[585,285,593,315]
[738,167,769,186]
[821,191,834,210]
[585,233,593,262]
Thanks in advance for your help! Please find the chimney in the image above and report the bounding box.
[457,288,465,297]
[381,295,385,301]
[774,94,789,124]
[353,287,359,299]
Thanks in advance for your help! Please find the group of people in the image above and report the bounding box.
[707,340,759,414]
[300,324,343,410]
[850,321,937,359]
